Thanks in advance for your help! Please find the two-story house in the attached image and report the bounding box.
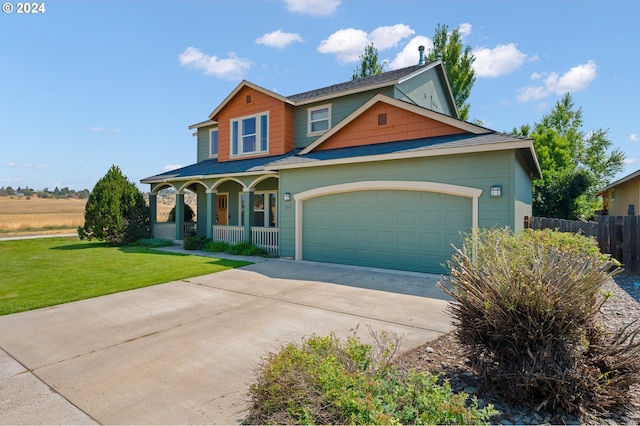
[141,50,541,274]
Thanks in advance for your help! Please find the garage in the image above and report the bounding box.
[300,187,473,274]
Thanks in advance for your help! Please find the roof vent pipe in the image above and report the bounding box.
[418,45,425,65]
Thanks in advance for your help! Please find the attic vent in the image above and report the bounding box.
[246,94,252,104]
[377,113,387,126]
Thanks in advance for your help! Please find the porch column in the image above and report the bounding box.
[206,189,217,239]
[243,188,254,242]
[175,191,185,240]
[148,192,157,238]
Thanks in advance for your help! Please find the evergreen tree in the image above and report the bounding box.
[78,165,149,245]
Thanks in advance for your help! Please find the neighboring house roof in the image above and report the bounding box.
[141,132,541,184]
[596,168,640,195]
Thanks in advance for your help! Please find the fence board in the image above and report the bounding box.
[525,215,640,273]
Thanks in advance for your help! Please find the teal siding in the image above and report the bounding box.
[513,153,533,231]
[197,125,217,163]
[294,88,395,148]
[279,151,520,260]
[395,67,454,116]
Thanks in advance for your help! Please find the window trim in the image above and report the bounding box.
[230,111,269,157]
[239,191,278,227]
[209,128,219,158]
[307,104,331,136]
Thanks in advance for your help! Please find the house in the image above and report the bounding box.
[141,49,541,274]
[597,168,640,216]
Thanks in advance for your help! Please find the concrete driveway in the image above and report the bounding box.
[0,255,453,425]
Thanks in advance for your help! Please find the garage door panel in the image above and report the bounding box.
[303,190,471,274]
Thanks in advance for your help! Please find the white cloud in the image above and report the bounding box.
[473,43,528,78]
[458,23,472,38]
[318,24,414,64]
[631,133,639,142]
[162,164,183,172]
[178,47,251,80]
[256,30,303,49]
[4,162,49,169]
[369,24,415,50]
[283,0,340,16]
[624,158,636,165]
[518,60,597,102]
[388,36,432,70]
[90,126,121,134]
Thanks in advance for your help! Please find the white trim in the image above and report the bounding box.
[230,111,269,157]
[293,180,482,262]
[299,94,489,155]
[209,128,219,158]
[188,119,217,130]
[306,104,332,136]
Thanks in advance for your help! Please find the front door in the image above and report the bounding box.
[217,194,228,225]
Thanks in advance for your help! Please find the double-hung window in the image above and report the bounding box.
[231,112,269,156]
[209,128,219,157]
[307,105,331,135]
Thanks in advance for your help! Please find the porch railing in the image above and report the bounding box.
[153,222,196,240]
[213,225,279,255]
[251,227,278,255]
[212,225,245,244]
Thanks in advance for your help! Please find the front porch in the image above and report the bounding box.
[151,223,278,255]
[146,172,281,256]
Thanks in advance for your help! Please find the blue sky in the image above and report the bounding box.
[1,0,639,191]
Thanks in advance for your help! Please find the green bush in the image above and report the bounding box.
[244,330,497,425]
[438,228,640,416]
[183,235,209,250]
[204,241,230,253]
[137,238,174,248]
[204,240,271,257]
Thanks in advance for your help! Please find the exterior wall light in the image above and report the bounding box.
[490,185,502,198]
[283,192,292,201]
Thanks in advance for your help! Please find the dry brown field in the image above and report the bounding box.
[0,193,196,238]
[0,196,87,237]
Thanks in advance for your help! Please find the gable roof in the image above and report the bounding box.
[597,168,640,195]
[192,60,456,128]
[299,94,488,155]
[287,64,424,103]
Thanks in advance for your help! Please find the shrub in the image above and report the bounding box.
[78,165,150,246]
[438,228,640,416]
[204,240,271,257]
[204,240,230,253]
[183,235,209,250]
[244,330,497,425]
[137,238,174,248]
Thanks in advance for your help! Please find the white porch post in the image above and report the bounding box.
[206,189,217,239]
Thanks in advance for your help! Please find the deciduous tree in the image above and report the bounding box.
[352,43,385,80]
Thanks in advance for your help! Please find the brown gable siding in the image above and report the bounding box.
[213,86,294,162]
[314,101,467,152]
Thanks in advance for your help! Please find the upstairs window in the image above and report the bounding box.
[209,129,219,157]
[308,105,331,135]
[231,112,269,156]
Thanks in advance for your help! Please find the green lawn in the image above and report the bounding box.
[0,236,251,315]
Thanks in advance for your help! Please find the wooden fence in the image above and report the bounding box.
[525,215,640,272]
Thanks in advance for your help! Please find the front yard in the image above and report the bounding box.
[0,236,250,315]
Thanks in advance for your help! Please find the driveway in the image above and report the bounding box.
[0,255,453,425]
